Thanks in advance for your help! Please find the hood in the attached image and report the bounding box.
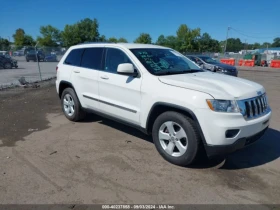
[158,72,264,100]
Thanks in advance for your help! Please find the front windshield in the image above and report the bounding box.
[130,48,202,75]
[199,56,219,64]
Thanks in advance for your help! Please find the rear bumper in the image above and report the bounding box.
[205,126,268,157]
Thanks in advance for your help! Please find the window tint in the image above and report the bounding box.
[64,48,84,66]
[105,48,131,73]
[81,48,103,69]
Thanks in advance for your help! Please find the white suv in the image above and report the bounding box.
[56,43,271,166]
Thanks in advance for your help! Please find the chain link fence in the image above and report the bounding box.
[0,45,69,88]
[0,44,278,88]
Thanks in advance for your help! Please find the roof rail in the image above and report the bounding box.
[77,42,113,45]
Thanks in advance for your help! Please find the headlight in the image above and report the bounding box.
[206,99,239,113]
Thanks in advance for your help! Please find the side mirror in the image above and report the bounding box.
[117,63,138,77]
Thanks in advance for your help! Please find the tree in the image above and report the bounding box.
[99,35,107,42]
[156,35,166,46]
[134,33,152,44]
[61,24,81,47]
[176,24,201,53]
[37,25,61,46]
[261,42,271,48]
[12,28,35,48]
[0,39,10,51]
[118,37,128,43]
[108,37,118,43]
[13,28,25,47]
[198,33,220,52]
[223,38,243,52]
[272,37,280,47]
[61,18,100,47]
[24,35,36,46]
[252,42,261,49]
[77,18,100,43]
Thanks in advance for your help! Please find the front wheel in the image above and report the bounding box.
[152,111,201,166]
[61,88,85,122]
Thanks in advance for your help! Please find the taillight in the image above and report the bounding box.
[56,66,58,72]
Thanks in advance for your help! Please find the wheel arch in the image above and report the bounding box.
[146,102,207,145]
[58,80,75,98]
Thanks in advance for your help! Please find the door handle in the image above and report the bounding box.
[100,75,109,80]
[73,70,80,73]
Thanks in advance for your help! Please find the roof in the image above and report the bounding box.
[72,43,169,50]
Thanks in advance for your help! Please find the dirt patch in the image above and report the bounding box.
[0,79,61,147]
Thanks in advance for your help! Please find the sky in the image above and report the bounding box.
[0,0,279,44]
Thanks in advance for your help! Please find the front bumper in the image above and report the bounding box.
[194,107,271,157]
[205,126,268,157]
[224,72,237,77]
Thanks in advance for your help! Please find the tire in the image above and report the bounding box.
[152,111,201,166]
[26,59,29,62]
[61,88,85,122]
[4,63,12,69]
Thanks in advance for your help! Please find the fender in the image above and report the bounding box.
[146,102,207,146]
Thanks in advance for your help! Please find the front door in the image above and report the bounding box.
[98,47,142,125]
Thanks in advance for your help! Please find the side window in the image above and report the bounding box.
[64,48,84,66]
[105,48,132,73]
[81,48,103,70]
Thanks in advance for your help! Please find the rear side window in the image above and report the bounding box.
[81,48,103,70]
[64,48,84,66]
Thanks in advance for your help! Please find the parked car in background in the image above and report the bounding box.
[13,50,24,56]
[0,55,18,69]
[186,55,238,77]
[26,50,45,62]
[44,54,58,62]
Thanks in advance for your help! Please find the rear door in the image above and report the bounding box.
[98,47,142,125]
[71,47,104,111]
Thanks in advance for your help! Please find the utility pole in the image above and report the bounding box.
[223,26,230,56]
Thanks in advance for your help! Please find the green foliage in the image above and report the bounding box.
[118,37,128,43]
[99,35,107,42]
[108,37,118,43]
[24,35,36,46]
[61,24,81,47]
[156,35,179,50]
[12,28,25,47]
[261,42,271,48]
[134,33,152,44]
[12,28,35,48]
[17,18,278,52]
[272,37,280,47]
[198,33,220,52]
[0,39,10,50]
[37,25,61,46]
[176,24,201,53]
[61,18,100,47]
[223,38,243,52]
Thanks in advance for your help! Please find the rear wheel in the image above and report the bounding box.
[61,88,85,122]
[4,63,12,69]
[152,111,201,166]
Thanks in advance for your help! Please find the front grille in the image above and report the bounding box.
[237,94,270,120]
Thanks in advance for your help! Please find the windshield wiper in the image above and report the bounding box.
[154,69,203,75]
